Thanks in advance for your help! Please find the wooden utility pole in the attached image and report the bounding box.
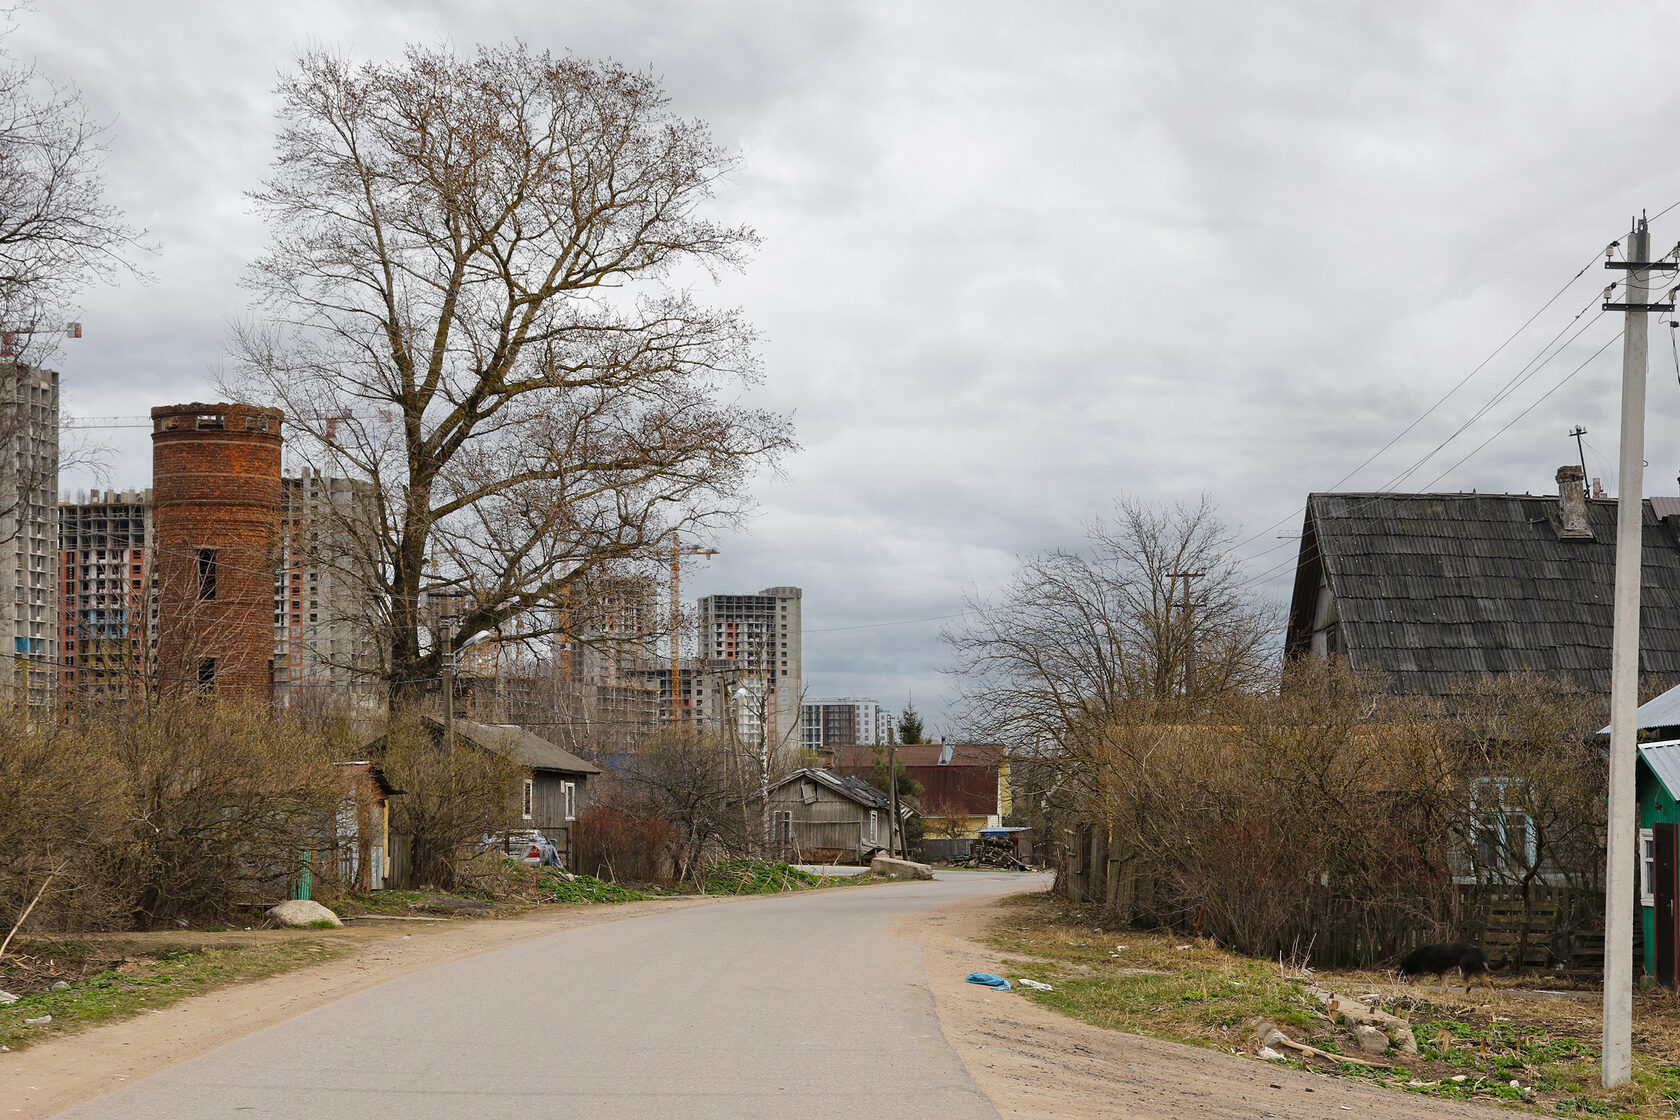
[1602,215,1678,1086]
[440,621,456,751]
[1169,571,1204,696]
[888,740,902,858]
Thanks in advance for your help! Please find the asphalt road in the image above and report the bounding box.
[53,871,1047,1120]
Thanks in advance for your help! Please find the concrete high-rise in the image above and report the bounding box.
[696,586,801,750]
[0,365,57,706]
[801,696,892,753]
[273,472,381,709]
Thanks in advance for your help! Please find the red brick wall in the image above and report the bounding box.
[151,403,283,701]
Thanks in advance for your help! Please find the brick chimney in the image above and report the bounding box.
[1556,465,1594,540]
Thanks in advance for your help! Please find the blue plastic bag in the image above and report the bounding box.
[965,972,1012,990]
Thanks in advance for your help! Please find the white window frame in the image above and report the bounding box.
[1469,777,1538,874]
[869,809,879,841]
[1642,826,1657,908]
[521,778,534,821]
[775,809,793,845]
[562,781,577,822]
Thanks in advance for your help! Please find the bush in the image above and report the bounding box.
[2,702,355,931]
[571,804,673,882]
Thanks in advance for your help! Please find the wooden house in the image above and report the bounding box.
[371,717,601,867]
[1283,468,1680,703]
[765,768,905,864]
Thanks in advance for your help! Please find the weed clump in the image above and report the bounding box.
[537,873,649,904]
[701,859,819,895]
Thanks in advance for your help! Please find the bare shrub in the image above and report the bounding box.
[623,728,748,880]
[572,803,674,882]
[1126,660,1457,964]
[92,703,350,925]
[0,704,125,930]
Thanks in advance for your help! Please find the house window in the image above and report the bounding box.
[562,781,577,821]
[1642,827,1657,908]
[869,809,878,841]
[775,809,793,845]
[521,779,533,821]
[196,657,216,691]
[1470,777,1537,874]
[196,548,218,600]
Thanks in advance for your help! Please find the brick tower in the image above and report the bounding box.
[151,403,283,701]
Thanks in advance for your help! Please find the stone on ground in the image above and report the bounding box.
[870,855,934,880]
[268,899,342,928]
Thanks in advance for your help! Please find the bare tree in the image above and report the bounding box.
[0,5,140,360]
[230,44,794,706]
[944,496,1276,772]
[0,6,142,551]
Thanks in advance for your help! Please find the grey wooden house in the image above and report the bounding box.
[1284,466,1680,703]
[378,717,601,866]
[765,768,905,864]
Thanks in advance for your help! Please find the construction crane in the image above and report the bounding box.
[670,532,718,722]
[63,409,400,434]
[1,321,80,359]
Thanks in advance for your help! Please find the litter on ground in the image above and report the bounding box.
[1016,978,1054,991]
[966,972,1012,990]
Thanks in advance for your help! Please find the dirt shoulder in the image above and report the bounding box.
[2,896,721,1120]
[914,894,1510,1120]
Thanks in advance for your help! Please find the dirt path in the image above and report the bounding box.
[915,895,1511,1120]
[3,896,722,1120]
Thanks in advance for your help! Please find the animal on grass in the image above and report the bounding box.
[1397,942,1508,993]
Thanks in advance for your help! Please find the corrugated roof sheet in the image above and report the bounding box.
[1640,740,1680,800]
[1289,492,1680,700]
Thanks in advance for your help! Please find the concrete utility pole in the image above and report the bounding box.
[1602,215,1678,1086]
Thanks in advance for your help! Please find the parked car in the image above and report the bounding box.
[485,829,560,868]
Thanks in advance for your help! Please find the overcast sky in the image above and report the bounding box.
[14,2,1680,734]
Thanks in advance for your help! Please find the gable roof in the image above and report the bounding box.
[1284,491,1680,700]
[771,767,892,810]
[1640,740,1680,801]
[830,743,1004,771]
[430,717,601,776]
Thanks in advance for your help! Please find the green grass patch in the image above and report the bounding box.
[0,938,348,1053]
[984,895,1680,1118]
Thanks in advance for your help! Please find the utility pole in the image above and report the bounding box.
[887,740,902,858]
[1569,425,1589,478]
[1601,215,1678,1086]
[1168,571,1204,697]
[440,620,456,751]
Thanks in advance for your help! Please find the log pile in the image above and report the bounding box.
[956,836,1032,871]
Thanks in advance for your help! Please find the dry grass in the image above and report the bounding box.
[988,894,1680,1118]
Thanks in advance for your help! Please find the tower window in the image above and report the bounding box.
[197,549,218,600]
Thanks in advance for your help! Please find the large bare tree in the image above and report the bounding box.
[231,45,794,704]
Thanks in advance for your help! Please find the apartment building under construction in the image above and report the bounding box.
[58,489,152,706]
[0,365,57,706]
[696,586,802,750]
